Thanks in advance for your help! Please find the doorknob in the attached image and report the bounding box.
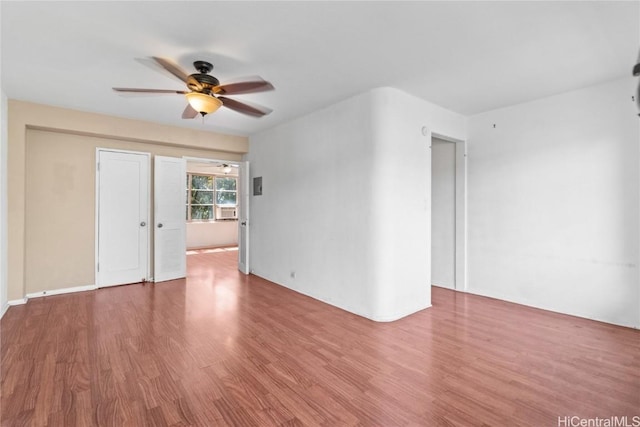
[241,221,247,226]
[140,221,146,227]
[157,223,163,228]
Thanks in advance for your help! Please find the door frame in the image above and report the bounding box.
[237,160,250,274]
[430,132,467,292]
[95,148,151,287]
[183,156,247,272]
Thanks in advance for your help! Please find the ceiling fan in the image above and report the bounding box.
[113,57,274,119]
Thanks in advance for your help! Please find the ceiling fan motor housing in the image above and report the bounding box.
[188,61,220,93]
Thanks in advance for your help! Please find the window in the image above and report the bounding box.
[215,176,237,205]
[186,174,237,221]
[188,174,214,220]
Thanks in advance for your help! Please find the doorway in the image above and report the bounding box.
[184,157,249,274]
[96,152,249,289]
[430,134,467,291]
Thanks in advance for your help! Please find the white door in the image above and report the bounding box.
[238,161,250,274]
[97,149,150,287]
[154,156,187,282]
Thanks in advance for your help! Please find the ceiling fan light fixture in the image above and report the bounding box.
[185,92,222,116]
[116,57,273,118]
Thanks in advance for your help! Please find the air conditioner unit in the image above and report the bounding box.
[216,206,237,220]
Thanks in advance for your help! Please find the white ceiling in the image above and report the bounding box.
[187,161,239,177]
[2,1,638,137]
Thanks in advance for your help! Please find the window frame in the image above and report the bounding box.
[186,173,238,222]
[214,176,238,207]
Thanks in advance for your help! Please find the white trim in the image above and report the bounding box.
[95,149,100,286]
[431,132,465,144]
[430,132,468,292]
[465,286,639,330]
[454,139,468,292]
[2,284,98,317]
[1,302,10,318]
[237,161,250,274]
[369,304,433,322]
[145,157,151,282]
[185,155,246,273]
[0,93,7,322]
[250,271,430,323]
[25,284,97,299]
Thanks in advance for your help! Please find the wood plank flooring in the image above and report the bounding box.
[2,248,639,426]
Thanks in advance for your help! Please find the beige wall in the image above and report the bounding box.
[9,100,248,300]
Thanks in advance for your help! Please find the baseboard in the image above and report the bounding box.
[25,284,97,300]
[250,270,432,323]
[4,297,27,318]
[2,299,25,319]
[464,287,639,330]
[369,303,432,322]
[1,301,10,318]
[2,285,97,318]
[7,298,27,306]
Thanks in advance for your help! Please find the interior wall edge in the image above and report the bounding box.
[0,91,8,316]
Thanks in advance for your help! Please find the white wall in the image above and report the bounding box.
[186,221,238,249]
[249,90,378,318]
[369,88,466,319]
[1,91,7,317]
[248,87,466,321]
[467,77,639,328]
[431,138,456,288]
[1,1,7,315]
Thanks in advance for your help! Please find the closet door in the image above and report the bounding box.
[96,149,150,287]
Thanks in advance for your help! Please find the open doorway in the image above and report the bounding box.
[431,134,467,291]
[185,159,240,254]
[431,138,455,289]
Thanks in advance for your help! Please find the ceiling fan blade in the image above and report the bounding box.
[135,57,187,84]
[113,87,187,95]
[182,103,199,119]
[152,57,190,83]
[215,78,274,95]
[219,96,272,117]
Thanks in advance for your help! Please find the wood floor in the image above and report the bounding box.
[2,249,639,426]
